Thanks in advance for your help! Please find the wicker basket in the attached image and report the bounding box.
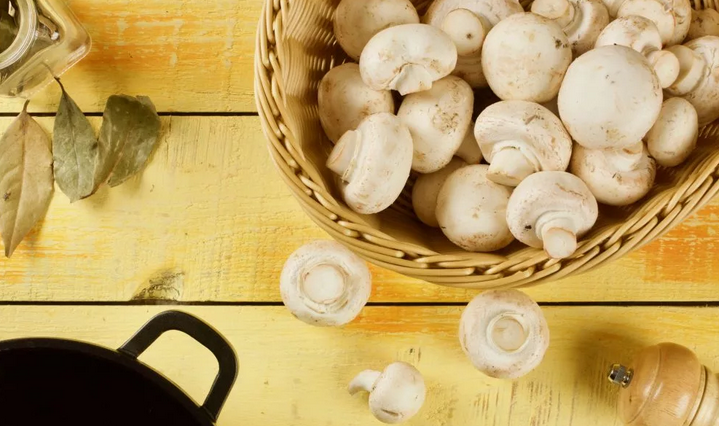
[255,0,719,289]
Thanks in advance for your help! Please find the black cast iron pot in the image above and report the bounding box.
[0,310,238,426]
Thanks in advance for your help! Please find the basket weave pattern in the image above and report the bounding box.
[255,0,719,289]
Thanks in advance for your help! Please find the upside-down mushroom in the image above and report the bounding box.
[531,0,610,56]
[602,0,691,46]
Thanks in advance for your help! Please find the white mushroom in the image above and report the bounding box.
[398,76,474,173]
[687,8,719,41]
[436,165,515,252]
[558,45,662,150]
[474,100,573,187]
[327,113,413,214]
[570,142,657,206]
[280,240,371,327]
[360,24,458,95]
[455,121,484,164]
[646,98,698,167]
[333,0,420,61]
[318,63,395,143]
[349,362,426,424]
[482,12,572,103]
[601,0,692,46]
[595,16,680,89]
[531,0,610,56]
[423,0,524,88]
[506,171,598,259]
[459,290,550,379]
[412,158,467,228]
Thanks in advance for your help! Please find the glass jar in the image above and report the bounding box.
[0,0,90,98]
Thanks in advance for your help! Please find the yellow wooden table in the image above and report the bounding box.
[1,1,718,425]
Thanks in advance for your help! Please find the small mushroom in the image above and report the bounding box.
[412,158,467,227]
[474,100,572,187]
[436,165,515,252]
[595,16,680,89]
[280,240,371,327]
[349,362,426,424]
[459,290,550,379]
[531,0,610,56]
[570,142,657,206]
[506,171,598,259]
[398,76,474,173]
[482,12,572,103]
[687,8,719,41]
[333,0,420,61]
[318,63,395,143]
[602,0,692,46]
[327,113,413,214]
[455,121,484,164]
[646,98,699,167]
[424,0,524,88]
[360,24,457,95]
[558,45,662,150]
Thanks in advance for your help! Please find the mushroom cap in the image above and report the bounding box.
[398,76,474,173]
[424,0,524,29]
[359,24,458,95]
[280,240,371,327]
[570,143,657,206]
[436,165,515,252]
[646,98,698,167]
[615,0,692,46]
[506,171,598,258]
[687,8,719,41]
[368,363,426,424]
[318,63,395,144]
[678,36,719,127]
[455,121,484,164]
[327,113,413,214]
[532,0,610,55]
[460,290,550,379]
[558,45,662,150]
[482,13,572,103]
[412,158,467,228]
[474,100,572,187]
[333,0,420,61]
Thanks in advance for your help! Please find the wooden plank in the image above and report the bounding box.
[0,0,260,113]
[0,305,715,426]
[0,115,717,303]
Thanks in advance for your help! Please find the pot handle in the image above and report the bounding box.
[118,310,238,422]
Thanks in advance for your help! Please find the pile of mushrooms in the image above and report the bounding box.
[317,0,718,263]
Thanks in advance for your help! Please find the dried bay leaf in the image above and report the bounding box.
[97,95,161,187]
[53,79,102,202]
[0,102,54,257]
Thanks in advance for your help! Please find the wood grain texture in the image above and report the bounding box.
[0,305,716,426]
[0,0,260,113]
[0,116,718,302]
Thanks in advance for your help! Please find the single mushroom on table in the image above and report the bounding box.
[507,171,598,259]
[333,0,420,61]
[460,290,550,379]
[570,142,657,206]
[474,100,573,187]
[436,165,515,252]
[398,75,474,173]
[318,63,395,144]
[280,240,371,327]
[412,158,467,228]
[558,45,662,150]
[482,12,572,103]
[359,24,458,95]
[595,16,680,89]
[602,0,691,46]
[327,113,413,215]
[455,121,484,164]
[687,8,719,41]
[349,362,426,424]
[531,0,610,56]
[646,98,699,167]
[423,0,524,88]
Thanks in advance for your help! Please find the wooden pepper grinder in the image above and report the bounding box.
[608,342,719,426]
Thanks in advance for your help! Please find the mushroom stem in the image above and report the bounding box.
[391,64,435,96]
[441,9,490,56]
[327,130,359,178]
[487,313,529,353]
[487,146,540,187]
[645,49,680,89]
[665,45,707,96]
[349,370,382,395]
[603,142,644,172]
[301,263,347,305]
[536,214,578,259]
[531,0,575,28]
